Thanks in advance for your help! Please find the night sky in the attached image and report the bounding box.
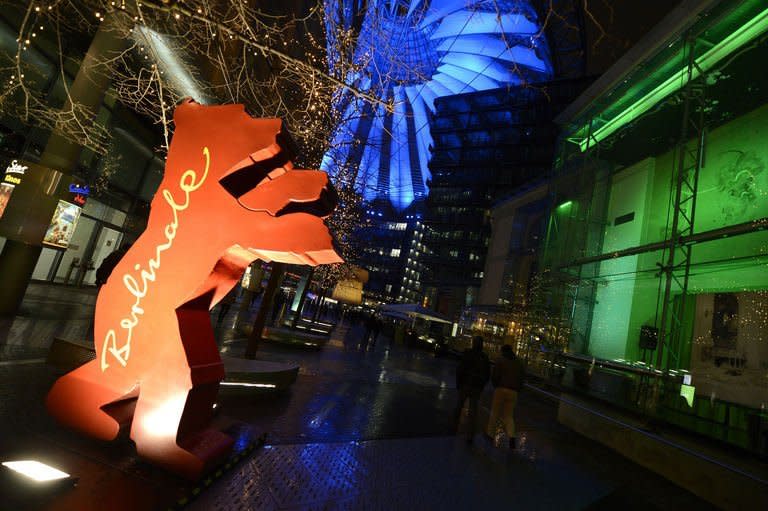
[582,0,683,74]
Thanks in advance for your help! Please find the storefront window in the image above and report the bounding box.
[26,198,129,285]
[539,0,768,454]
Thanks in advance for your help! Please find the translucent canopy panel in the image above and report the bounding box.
[322,0,552,211]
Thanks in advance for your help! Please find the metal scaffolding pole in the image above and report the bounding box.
[655,33,708,371]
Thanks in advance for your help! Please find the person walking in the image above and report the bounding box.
[360,313,377,351]
[369,315,382,348]
[486,344,525,449]
[455,336,490,444]
[95,244,130,288]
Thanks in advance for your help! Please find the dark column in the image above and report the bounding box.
[245,263,286,359]
[291,266,314,328]
[0,241,42,315]
[0,15,130,317]
[312,287,329,323]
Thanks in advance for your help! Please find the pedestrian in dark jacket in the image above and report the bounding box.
[455,336,490,443]
[370,316,382,348]
[487,344,525,448]
[95,244,130,288]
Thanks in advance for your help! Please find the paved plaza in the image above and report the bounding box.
[0,285,716,510]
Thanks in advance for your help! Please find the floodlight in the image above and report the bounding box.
[2,460,71,483]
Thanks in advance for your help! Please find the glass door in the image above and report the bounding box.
[54,216,97,284]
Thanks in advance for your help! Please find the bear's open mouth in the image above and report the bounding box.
[218,132,338,219]
[275,183,338,218]
[218,146,292,198]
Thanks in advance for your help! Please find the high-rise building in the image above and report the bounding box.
[422,80,589,318]
[355,201,424,304]
[321,0,555,303]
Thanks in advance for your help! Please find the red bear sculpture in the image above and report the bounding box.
[46,100,342,479]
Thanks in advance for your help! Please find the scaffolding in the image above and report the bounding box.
[654,34,708,371]
[540,0,768,454]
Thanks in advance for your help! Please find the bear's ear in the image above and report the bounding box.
[172,97,202,125]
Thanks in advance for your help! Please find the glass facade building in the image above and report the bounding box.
[321,0,552,211]
[542,0,768,454]
[323,0,560,303]
[423,80,588,318]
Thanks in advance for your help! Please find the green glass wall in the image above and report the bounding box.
[543,0,768,452]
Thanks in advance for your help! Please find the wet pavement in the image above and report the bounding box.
[0,284,718,510]
[0,283,95,361]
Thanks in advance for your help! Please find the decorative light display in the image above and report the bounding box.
[321,0,553,211]
[568,2,768,152]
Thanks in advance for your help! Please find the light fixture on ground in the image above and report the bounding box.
[220,382,277,389]
[2,460,70,482]
[1,459,76,493]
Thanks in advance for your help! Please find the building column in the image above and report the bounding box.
[0,14,130,317]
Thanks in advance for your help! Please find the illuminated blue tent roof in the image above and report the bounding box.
[321,0,552,211]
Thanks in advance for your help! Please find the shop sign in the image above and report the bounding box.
[68,183,89,206]
[4,160,27,185]
[68,184,90,195]
[0,159,29,219]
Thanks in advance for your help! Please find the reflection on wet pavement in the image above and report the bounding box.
[0,283,96,360]
[0,286,716,510]
[202,318,714,510]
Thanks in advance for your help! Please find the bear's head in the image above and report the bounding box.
[155,98,342,266]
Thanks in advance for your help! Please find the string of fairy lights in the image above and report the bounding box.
[0,0,393,287]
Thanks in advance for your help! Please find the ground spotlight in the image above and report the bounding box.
[2,460,71,483]
[1,459,77,500]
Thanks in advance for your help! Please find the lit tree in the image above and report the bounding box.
[0,0,591,316]
[1,1,385,156]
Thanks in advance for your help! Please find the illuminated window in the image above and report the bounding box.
[390,248,401,257]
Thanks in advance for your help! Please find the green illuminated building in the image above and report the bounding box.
[544,0,768,452]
